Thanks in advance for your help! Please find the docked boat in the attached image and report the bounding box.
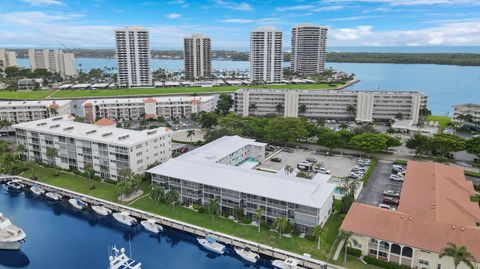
[45,192,62,202]
[272,258,304,269]
[234,246,259,263]
[108,245,142,269]
[6,180,24,192]
[140,219,163,234]
[69,198,88,210]
[197,236,226,255]
[30,185,45,196]
[112,212,137,226]
[91,205,112,216]
[0,212,26,250]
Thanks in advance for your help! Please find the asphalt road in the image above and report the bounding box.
[357,160,403,206]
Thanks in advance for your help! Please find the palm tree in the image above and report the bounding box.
[440,242,476,269]
[275,103,284,113]
[249,103,257,112]
[84,163,96,190]
[151,186,165,205]
[298,104,307,114]
[26,159,36,179]
[15,144,26,160]
[186,129,195,143]
[255,207,264,233]
[45,147,58,167]
[284,165,294,176]
[273,217,290,238]
[165,188,180,210]
[312,225,323,250]
[338,230,353,265]
[206,198,220,220]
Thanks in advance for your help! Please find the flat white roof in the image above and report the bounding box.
[13,115,171,146]
[148,136,335,208]
[0,100,70,107]
[82,95,216,106]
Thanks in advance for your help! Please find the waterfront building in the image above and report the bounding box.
[0,49,17,70]
[82,95,216,123]
[453,103,480,122]
[28,49,76,77]
[17,78,44,91]
[149,135,336,233]
[250,26,283,82]
[184,34,212,80]
[234,88,427,125]
[291,24,328,76]
[341,161,480,269]
[0,100,70,124]
[14,115,171,179]
[115,26,152,88]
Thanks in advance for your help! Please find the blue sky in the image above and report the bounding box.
[1,0,480,49]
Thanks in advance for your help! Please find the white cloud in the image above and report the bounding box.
[21,0,63,6]
[324,0,479,6]
[276,5,315,12]
[214,0,253,11]
[312,5,344,11]
[165,13,181,19]
[0,12,82,25]
[222,18,254,23]
[328,15,380,21]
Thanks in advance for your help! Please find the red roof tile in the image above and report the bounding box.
[94,117,115,126]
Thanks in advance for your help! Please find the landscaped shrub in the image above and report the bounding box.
[347,247,362,257]
[474,184,480,192]
[192,203,201,210]
[260,220,271,230]
[197,206,206,214]
[362,159,378,185]
[465,170,480,179]
[393,160,408,166]
[363,256,411,269]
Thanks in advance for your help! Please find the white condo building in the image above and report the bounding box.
[250,27,283,82]
[184,34,212,79]
[453,103,480,122]
[234,89,427,124]
[82,95,216,123]
[149,135,336,233]
[0,100,71,124]
[291,24,328,76]
[28,49,76,77]
[14,115,171,180]
[115,27,152,87]
[0,49,17,70]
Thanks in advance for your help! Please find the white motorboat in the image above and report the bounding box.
[112,212,137,226]
[272,258,304,269]
[91,205,112,216]
[30,185,45,196]
[234,246,259,263]
[197,236,226,255]
[45,192,62,202]
[108,245,142,269]
[140,219,163,234]
[0,212,26,250]
[69,198,88,210]
[6,180,24,192]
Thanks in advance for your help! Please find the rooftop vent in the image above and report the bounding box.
[52,117,63,121]
[37,122,47,126]
[451,225,456,230]
[118,135,129,140]
[86,130,97,135]
[50,124,60,129]
[63,126,74,131]
[147,130,157,135]
[408,216,413,221]
[102,132,113,137]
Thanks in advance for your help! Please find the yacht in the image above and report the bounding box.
[45,192,62,202]
[69,198,88,210]
[6,180,24,192]
[30,185,45,196]
[108,246,142,269]
[91,205,112,216]
[140,219,163,234]
[272,258,304,269]
[197,236,226,254]
[112,212,137,226]
[0,212,26,250]
[234,246,260,263]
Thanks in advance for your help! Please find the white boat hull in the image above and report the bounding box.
[30,187,45,196]
[272,259,303,269]
[45,192,62,201]
[113,213,136,226]
[91,206,111,216]
[197,238,225,254]
[234,248,259,263]
[0,241,21,250]
[140,220,162,234]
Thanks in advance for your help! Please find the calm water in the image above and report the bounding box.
[0,185,272,269]
[16,58,480,115]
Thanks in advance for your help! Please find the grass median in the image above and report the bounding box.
[0,90,55,100]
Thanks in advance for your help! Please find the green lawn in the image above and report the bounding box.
[426,115,452,129]
[18,163,374,268]
[0,90,55,100]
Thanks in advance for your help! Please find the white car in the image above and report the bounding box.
[379,203,397,210]
[357,159,371,166]
[389,174,404,182]
[318,167,331,174]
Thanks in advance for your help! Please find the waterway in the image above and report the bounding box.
[15,58,480,115]
[0,185,272,269]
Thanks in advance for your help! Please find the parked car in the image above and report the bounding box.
[392,165,406,173]
[266,145,277,151]
[383,197,400,206]
[389,174,404,182]
[383,190,401,198]
[349,172,364,179]
[378,203,397,210]
[306,157,317,163]
[352,166,367,173]
[282,148,294,153]
[270,157,282,163]
[357,159,371,166]
[297,161,313,171]
[318,167,331,174]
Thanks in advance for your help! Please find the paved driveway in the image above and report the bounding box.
[357,160,403,206]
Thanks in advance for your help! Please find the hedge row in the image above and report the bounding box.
[362,159,378,185]
[363,256,411,269]
[393,160,408,166]
[465,170,480,179]
[347,247,362,257]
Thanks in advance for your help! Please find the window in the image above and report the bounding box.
[437,265,441,269]
[419,260,429,266]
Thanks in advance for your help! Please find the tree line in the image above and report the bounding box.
[406,133,480,160]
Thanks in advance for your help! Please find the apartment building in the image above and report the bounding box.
[184,34,212,80]
[28,49,76,77]
[234,89,427,125]
[115,27,152,87]
[341,161,480,269]
[149,135,336,233]
[291,24,328,76]
[453,103,480,122]
[250,26,283,82]
[82,95,216,123]
[0,100,70,124]
[14,115,171,180]
[0,49,16,70]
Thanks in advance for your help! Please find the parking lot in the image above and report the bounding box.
[357,160,403,208]
[261,148,357,177]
